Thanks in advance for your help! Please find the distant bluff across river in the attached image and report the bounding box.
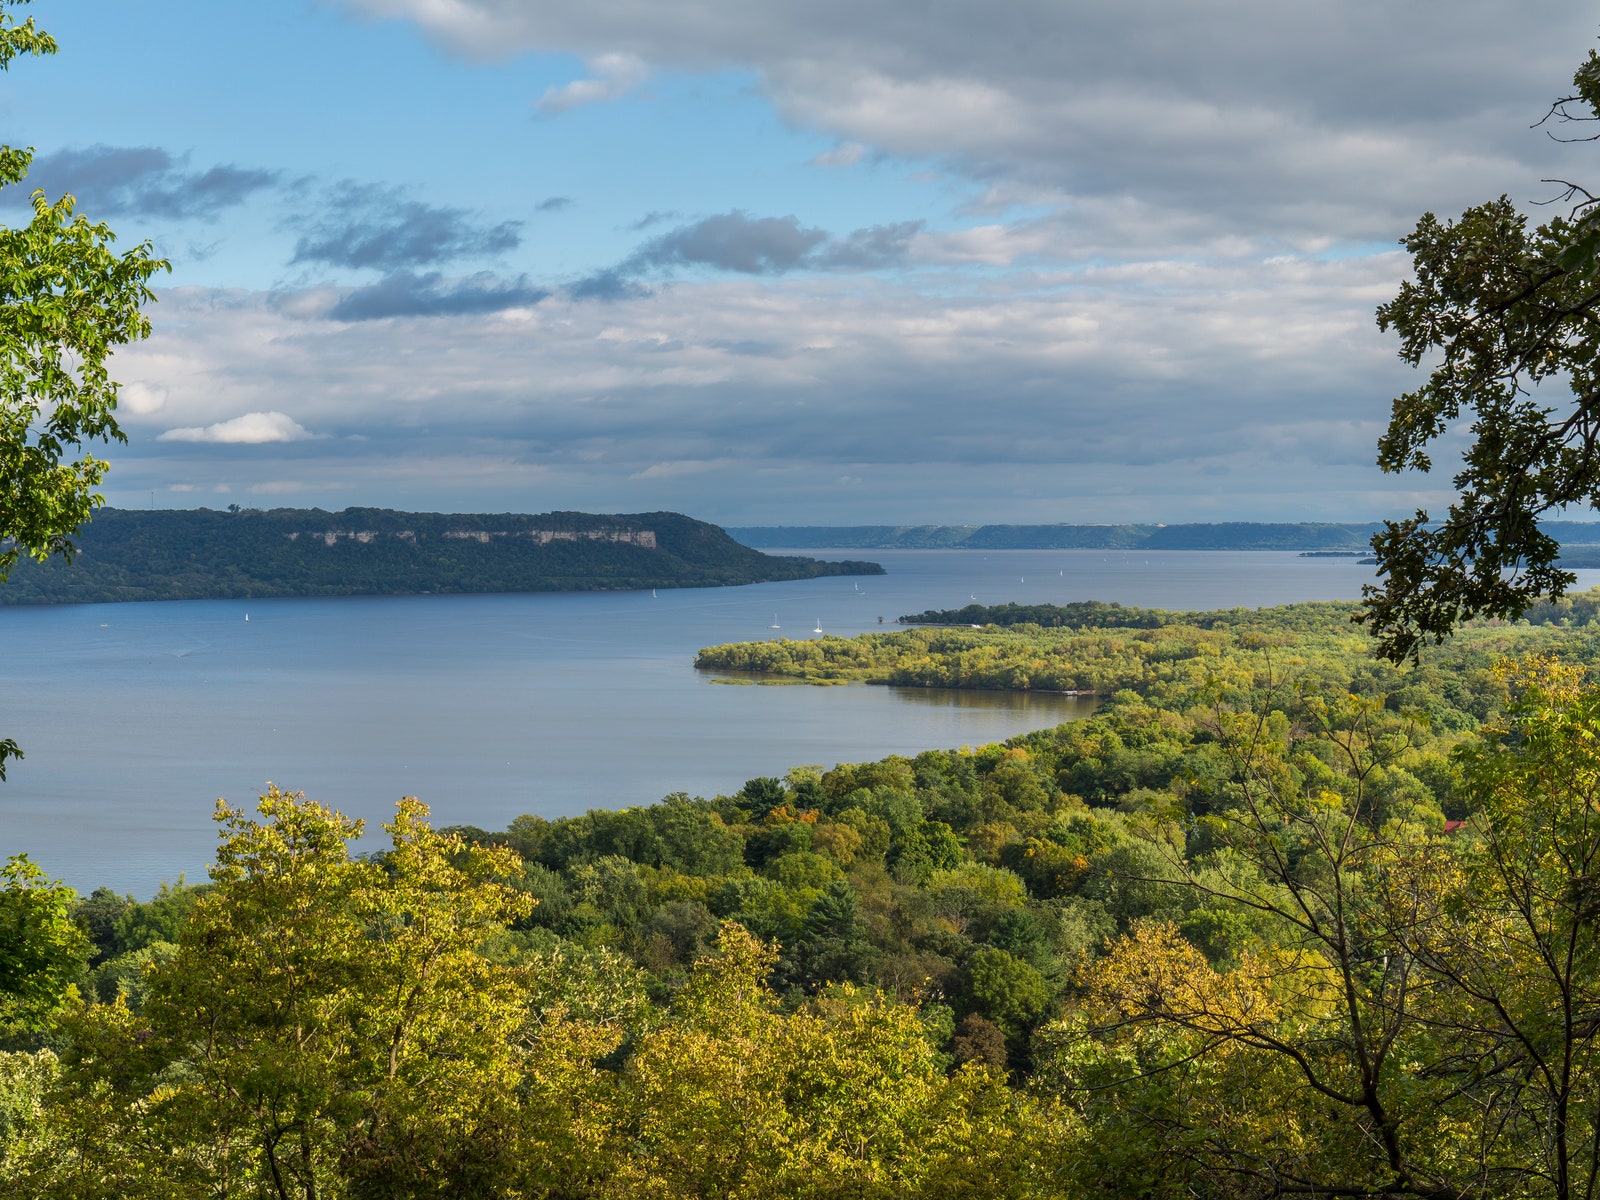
[731,521,1600,553]
[0,508,884,606]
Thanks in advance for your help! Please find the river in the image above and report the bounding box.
[0,548,1476,893]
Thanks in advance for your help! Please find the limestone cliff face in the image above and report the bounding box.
[287,527,658,549]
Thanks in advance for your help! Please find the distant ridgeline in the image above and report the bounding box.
[731,520,1600,554]
[0,508,884,606]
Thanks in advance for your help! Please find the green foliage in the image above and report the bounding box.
[966,946,1051,1036]
[0,4,166,587]
[902,599,1191,629]
[9,796,1066,1197]
[699,592,1586,699]
[24,597,1600,1193]
[0,856,87,1029]
[0,507,883,604]
[23,787,536,1197]
[0,0,165,780]
[1363,50,1600,660]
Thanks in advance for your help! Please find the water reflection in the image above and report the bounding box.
[884,686,1100,718]
[700,672,1100,716]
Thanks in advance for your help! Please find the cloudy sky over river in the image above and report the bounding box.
[10,0,1594,522]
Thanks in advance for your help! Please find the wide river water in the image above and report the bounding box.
[3,547,1529,895]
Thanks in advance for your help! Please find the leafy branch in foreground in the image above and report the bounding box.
[0,0,166,782]
[1363,50,1600,661]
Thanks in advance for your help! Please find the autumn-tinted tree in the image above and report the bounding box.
[1400,658,1600,1200]
[22,788,533,1199]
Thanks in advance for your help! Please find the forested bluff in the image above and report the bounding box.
[0,507,883,605]
[731,519,1600,554]
[11,595,1600,1195]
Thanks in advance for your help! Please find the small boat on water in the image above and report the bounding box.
[770,614,781,629]
[813,619,823,634]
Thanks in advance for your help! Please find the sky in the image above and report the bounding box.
[6,0,1597,525]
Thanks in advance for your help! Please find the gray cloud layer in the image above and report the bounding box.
[630,212,828,274]
[342,0,1594,251]
[570,211,924,294]
[111,253,1425,519]
[105,0,1595,521]
[291,182,523,271]
[17,145,278,219]
[324,270,550,320]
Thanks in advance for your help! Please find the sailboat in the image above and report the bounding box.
[770,614,781,629]
[813,618,823,634]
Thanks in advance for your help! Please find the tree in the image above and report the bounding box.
[0,0,166,780]
[1040,682,1472,1198]
[1398,658,1600,1200]
[1364,50,1600,661]
[0,854,86,1028]
[27,788,535,1199]
[610,923,1064,1198]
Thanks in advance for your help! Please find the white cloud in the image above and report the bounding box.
[119,381,167,415]
[536,52,649,114]
[158,411,316,444]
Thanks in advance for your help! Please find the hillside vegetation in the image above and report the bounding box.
[12,598,1600,1194]
[697,593,1600,695]
[0,507,883,605]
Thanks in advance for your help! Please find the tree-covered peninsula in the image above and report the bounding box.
[0,507,883,605]
[696,592,1600,695]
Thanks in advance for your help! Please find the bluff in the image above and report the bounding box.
[730,520,1600,552]
[0,507,883,605]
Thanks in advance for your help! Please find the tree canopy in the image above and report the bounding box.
[0,0,166,786]
[1364,50,1600,661]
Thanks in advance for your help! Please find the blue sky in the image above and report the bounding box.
[6,0,1596,523]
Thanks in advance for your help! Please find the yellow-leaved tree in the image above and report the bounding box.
[606,922,1067,1200]
[15,787,533,1199]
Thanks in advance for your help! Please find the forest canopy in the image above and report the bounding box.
[10,597,1600,1196]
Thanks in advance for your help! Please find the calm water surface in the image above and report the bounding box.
[3,548,1523,894]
